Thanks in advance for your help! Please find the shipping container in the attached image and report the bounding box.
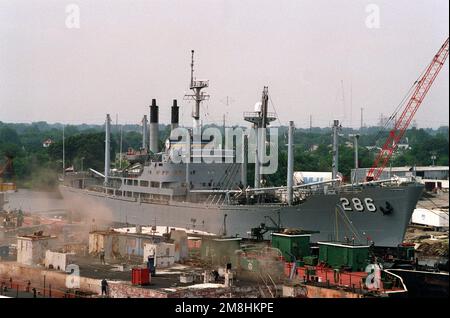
[131,267,150,285]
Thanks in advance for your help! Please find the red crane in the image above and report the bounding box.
[367,38,449,181]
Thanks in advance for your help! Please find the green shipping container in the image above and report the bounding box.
[318,242,369,272]
[271,233,311,262]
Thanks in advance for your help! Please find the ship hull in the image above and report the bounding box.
[59,184,424,247]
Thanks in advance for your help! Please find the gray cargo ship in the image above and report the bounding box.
[59,51,424,247]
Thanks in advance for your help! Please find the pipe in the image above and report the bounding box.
[354,134,359,184]
[89,168,105,178]
[254,125,261,189]
[149,99,159,153]
[104,114,111,185]
[246,178,341,192]
[287,121,294,205]
[171,99,179,131]
[332,120,340,180]
[241,134,248,188]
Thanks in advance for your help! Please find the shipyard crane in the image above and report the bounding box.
[366,38,449,181]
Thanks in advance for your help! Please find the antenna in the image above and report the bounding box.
[190,50,194,88]
[341,80,346,122]
[220,96,234,128]
[350,82,353,128]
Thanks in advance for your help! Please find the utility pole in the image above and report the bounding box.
[309,115,312,133]
[104,114,111,186]
[360,107,364,131]
[119,124,123,170]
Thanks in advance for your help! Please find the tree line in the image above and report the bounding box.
[0,121,448,189]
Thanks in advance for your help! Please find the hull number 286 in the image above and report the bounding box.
[340,197,377,212]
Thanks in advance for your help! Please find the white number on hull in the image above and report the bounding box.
[339,197,377,212]
[340,198,352,211]
[352,198,364,211]
[364,198,377,212]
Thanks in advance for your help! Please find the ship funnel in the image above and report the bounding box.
[171,99,179,131]
[104,114,111,185]
[142,114,148,150]
[149,99,159,153]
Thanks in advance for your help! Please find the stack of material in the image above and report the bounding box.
[417,241,449,257]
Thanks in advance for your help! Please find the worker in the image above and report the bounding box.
[212,270,220,282]
[333,268,340,284]
[99,248,105,264]
[101,279,108,296]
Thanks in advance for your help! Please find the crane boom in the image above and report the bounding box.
[367,38,449,181]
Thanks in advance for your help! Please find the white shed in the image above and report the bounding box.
[412,208,449,230]
[143,242,175,268]
[17,234,57,266]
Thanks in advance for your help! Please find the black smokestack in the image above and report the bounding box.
[171,99,179,130]
[150,98,159,123]
[149,99,159,153]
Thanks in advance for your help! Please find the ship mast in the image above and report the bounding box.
[244,87,277,189]
[183,50,210,134]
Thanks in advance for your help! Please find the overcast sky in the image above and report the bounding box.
[0,0,448,128]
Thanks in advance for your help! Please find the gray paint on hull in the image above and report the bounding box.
[59,184,423,247]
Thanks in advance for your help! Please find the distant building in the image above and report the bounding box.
[17,233,57,266]
[42,138,53,148]
[309,144,319,152]
[351,166,449,188]
[294,171,342,185]
[344,141,354,148]
[65,166,75,173]
[396,137,411,150]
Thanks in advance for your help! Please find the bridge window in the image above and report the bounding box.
[140,180,149,187]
